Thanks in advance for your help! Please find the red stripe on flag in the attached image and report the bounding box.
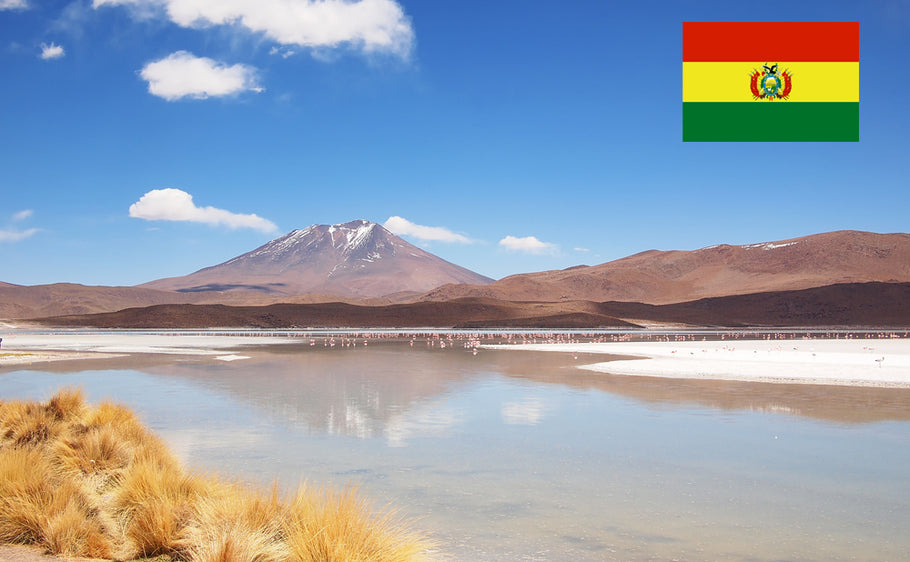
[683,22,858,62]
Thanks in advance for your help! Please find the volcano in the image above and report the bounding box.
[141,219,493,299]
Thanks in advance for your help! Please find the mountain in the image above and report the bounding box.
[5,228,909,325]
[141,219,494,299]
[422,230,910,304]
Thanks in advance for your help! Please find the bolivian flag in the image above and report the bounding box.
[683,22,859,142]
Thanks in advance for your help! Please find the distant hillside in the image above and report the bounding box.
[421,230,910,305]
[30,282,910,329]
[0,282,193,320]
[27,299,637,330]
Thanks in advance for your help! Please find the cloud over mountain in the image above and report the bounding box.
[499,235,557,254]
[129,188,278,232]
[383,216,473,244]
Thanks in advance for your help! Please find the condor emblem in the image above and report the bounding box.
[750,63,792,100]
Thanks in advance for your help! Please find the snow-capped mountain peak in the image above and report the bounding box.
[326,219,378,253]
[142,219,494,298]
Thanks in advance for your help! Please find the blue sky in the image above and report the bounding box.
[2,0,908,286]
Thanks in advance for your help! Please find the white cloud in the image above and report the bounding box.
[0,228,38,243]
[0,0,28,10]
[39,42,65,60]
[383,216,472,244]
[499,235,558,254]
[140,51,262,100]
[94,0,414,58]
[1,209,37,242]
[129,188,278,232]
[574,247,590,252]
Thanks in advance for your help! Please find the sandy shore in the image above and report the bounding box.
[485,338,910,387]
[0,544,106,562]
[0,350,126,367]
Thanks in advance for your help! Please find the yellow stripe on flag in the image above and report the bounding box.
[682,62,858,102]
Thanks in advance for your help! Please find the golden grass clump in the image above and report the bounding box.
[53,423,132,477]
[84,400,139,427]
[0,447,111,557]
[41,480,112,559]
[284,484,432,562]
[113,458,219,559]
[0,447,57,544]
[1,401,63,448]
[187,484,290,562]
[0,388,435,561]
[44,387,87,422]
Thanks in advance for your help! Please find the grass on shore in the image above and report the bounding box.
[0,388,434,561]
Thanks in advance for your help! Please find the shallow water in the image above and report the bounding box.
[2,340,910,561]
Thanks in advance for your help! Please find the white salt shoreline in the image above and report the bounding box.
[4,331,910,387]
[484,339,910,388]
[0,332,299,367]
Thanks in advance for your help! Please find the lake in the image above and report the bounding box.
[2,337,909,561]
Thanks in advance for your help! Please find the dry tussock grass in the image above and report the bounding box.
[0,447,56,544]
[44,387,86,422]
[188,484,290,562]
[284,484,429,562]
[0,447,109,557]
[1,402,62,448]
[0,388,435,561]
[113,458,220,559]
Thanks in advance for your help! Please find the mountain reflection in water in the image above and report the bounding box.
[139,342,910,438]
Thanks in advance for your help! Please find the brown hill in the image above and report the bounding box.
[30,282,910,329]
[0,282,195,320]
[421,230,910,305]
[141,220,493,298]
[28,298,637,330]
[590,281,910,328]
[0,282,401,320]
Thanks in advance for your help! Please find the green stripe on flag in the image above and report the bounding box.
[683,102,858,142]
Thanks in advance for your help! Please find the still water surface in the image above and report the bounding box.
[2,340,909,561]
